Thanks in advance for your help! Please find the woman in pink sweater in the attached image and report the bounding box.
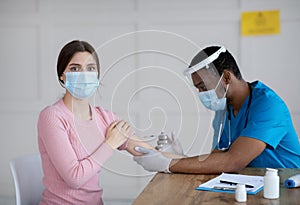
[37,40,153,205]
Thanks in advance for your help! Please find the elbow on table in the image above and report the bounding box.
[221,155,247,173]
[224,159,247,173]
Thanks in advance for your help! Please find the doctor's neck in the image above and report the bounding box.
[227,79,250,116]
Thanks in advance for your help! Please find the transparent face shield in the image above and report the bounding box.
[184,46,226,95]
[184,46,230,150]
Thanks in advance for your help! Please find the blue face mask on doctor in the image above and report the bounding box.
[198,74,229,111]
[64,72,99,99]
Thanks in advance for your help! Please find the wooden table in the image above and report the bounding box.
[133,168,300,205]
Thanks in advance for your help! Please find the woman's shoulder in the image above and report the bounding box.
[39,99,66,120]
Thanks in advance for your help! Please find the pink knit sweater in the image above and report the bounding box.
[38,99,126,205]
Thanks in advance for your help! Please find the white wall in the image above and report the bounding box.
[0,0,299,204]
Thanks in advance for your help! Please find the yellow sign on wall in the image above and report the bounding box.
[241,10,280,36]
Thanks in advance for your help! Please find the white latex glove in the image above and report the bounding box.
[156,131,184,155]
[133,147,172,173]
[105,120,133,149]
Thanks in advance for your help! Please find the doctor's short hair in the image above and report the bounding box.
[56,40,100,85]
[189,46,243,80]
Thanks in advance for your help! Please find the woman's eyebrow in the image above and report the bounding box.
[86,63,97,66]
[68,63,81,67]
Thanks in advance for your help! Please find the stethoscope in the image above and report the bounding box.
[218,82,253,150]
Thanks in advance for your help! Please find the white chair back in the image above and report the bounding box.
[10,154,44,205]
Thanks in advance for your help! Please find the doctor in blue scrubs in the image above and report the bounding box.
[134,45,300,174]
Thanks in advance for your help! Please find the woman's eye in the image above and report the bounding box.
[87,67,96,71]
[70,67,80,72]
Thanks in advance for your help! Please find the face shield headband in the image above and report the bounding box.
[183,46,226,76]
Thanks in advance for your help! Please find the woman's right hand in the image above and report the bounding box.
[105,120,133,149]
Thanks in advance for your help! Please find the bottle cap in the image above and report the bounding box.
[236,184,246,190]
[265,168,278,176]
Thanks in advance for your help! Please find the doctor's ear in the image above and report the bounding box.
[223,70,232,84]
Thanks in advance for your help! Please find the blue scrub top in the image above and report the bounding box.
[218,81,300,168]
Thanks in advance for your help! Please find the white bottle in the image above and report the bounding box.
[263,168,280,199]
[235,184,247,202]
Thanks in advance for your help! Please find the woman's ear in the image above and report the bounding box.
[60,75,65,83]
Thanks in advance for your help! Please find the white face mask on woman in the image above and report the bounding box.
[65,72,99,99]
[198,75,229,111]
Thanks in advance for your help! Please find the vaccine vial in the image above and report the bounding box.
[155,131,170,151]
[263,168,280,199]
[235,184,247,202]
